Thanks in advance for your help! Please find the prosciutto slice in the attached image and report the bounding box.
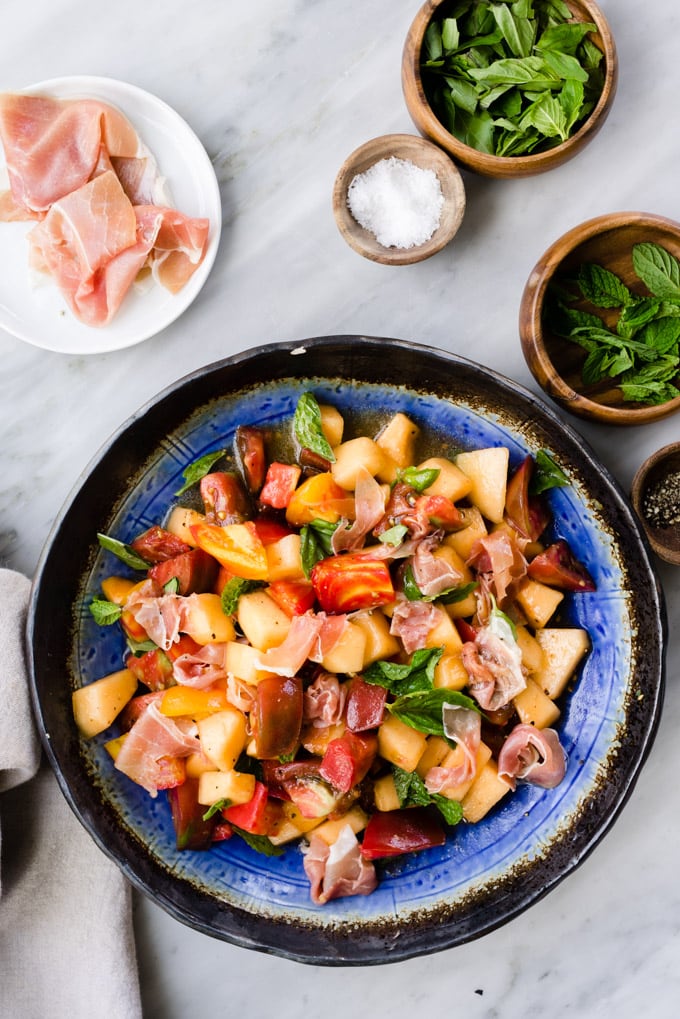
[303,671,346,728]
[302,825,377,905]
[461,623,526,712]
[389,595,439,655]
[331,468,386,554]
[410,532,462,598]
[467,530,527,606]
[0,93,139,215]
[256,611,347,677]
[125,580,184,650]
[114,700,198,796]
[172,643,226,689]
[425,704,481,794]
[498,724,567,790]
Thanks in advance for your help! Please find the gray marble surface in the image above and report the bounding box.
[2,0,679,1015]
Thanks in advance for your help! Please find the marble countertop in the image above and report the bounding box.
[2,0,679,1015]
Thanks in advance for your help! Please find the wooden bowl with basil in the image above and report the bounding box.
[519,212,680,425]
[402,0,618,178]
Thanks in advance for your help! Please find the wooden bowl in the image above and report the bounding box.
[402,0,617,178]
[631,443,680,565]
[519,212,680,425]
[332,133,466,265]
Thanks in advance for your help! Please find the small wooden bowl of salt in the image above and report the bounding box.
[333,134,465,265]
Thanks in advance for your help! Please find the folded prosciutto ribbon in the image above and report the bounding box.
[0,93,210,326]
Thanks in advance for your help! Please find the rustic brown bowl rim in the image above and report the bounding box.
[332,132,466,265]
[519,211,680,425]
[631,441,680,565]
[401,0,618,178]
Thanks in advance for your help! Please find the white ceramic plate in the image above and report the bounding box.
[0,76,222,354]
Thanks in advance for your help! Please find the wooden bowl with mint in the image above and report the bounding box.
[402,0,617,178]
[519,212,680,425]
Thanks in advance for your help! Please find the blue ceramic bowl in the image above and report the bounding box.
[27,336,665,964]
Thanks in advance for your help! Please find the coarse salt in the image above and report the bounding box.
[347,156,444,250]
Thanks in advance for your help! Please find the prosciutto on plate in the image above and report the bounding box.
[0,91,210,326]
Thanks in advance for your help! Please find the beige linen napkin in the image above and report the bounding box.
[0,568,142,1019]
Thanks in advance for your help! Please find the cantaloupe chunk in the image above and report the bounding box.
[182,593,235,644]
[236,590,291,651]
[165,506,205,546]
[319,404,344,447]
[197,769,255,806]
[515,577,564,629]
[320,621,366,674]
[455,447,510,523]
[513,677,561,728]
[72,668,138,738]
[376,413,419,469]
[534,628,590,699]
[331,436,389,490]
[433,652,468,690]
[353,609,400,667]
[268,801,325,845]
[441,742,494,802]
[424,605,464,654]
[312,805,370,845]
[415,735,451,778]
[445,505,488,559]
[265,534,305,582]
[196,707,247,771]
[224,641,275,685]
[438,544,477,618]
[378,714,427,772]
[461,760,512,822]
[418,456,473,502]
[373,773,401,812]
[515,624,545,675]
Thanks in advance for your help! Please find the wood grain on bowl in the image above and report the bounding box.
[402,0,618,178]
[519,212,680,425]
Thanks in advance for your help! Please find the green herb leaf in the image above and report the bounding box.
[402,564,476,605]
[293,393,335,462]
[300,518,339,578]
[221,577,264,616]
[577,263,632,308]
[89,597,123,626]
[97,533,150,571]
[175,449,226,496]
[232,826,285,857]
[396,465,440,493]
[632,242,680,302]
[202,798,231,821]
[378,523,409,546]
[431,794,464,826]
[531,449,569,494]
[163,577,180,595]
[388,689,479,737]
[363,646,443,697]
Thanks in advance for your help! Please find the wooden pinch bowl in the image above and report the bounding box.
[332,133,466,265]
[631,442,680,565]
[402,0,618,178]
[519,212,680,425]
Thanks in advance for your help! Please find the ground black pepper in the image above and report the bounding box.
[642,469,680,529]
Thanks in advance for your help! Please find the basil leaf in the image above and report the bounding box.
[89,597,123,626]
[388,689,479,737]
[632,243,680,302]
[531,450,569,494]
[378,523,409,546]
[175,449,226,496]
[202,798,231,821]
[293,393,335,462]
[396,466,440,492]
[221,578,264,616]
[436,580,478,605]
[402,565,476,605]
[97,533,150,571]
[363,646,443,697]
[300,518,339,578]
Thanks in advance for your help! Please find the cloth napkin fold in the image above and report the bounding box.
[0,568,142,1019]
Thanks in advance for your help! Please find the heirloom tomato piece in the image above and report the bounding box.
[130,525,190,563]
[235,425,267,494]
[319,732,378,794]
[504,455,551,542]
[285,472,355,527]
[414,494,463,530]
[254,675,303,759]
[168,777,215,850]
[259,462,302,509]
[222,780,282,835]
[190,520,269,580]
[125,647,174,691]
[149,547,219,595]
[267,579,316,616]
[360,808,446,860]
[345,677,387,732]
[252,517,293,546]
[311,554,394,614]
[199,471,251,525]
[527,539,596,592]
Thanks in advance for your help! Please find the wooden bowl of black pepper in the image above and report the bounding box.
[402,0,618,178]
[631,443,680,565]
[332,133,466,265]
[519,212,680,425]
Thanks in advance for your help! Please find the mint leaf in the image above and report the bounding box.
[97,533,150,571]
[577,263,632,308]
[378,523,409,546]
[300,518,339,578]
[202,798,231,821]
[293,393,335,462]
[175,449,226,496]
[388,689,479,737]
[232,827,285,857]
[89,597,123,626]
[163,577,180,595]
[633,243,680,302]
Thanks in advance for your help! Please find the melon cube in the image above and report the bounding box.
[455,447,510,523]
[534,628,590,699]
[236,589,292,651]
